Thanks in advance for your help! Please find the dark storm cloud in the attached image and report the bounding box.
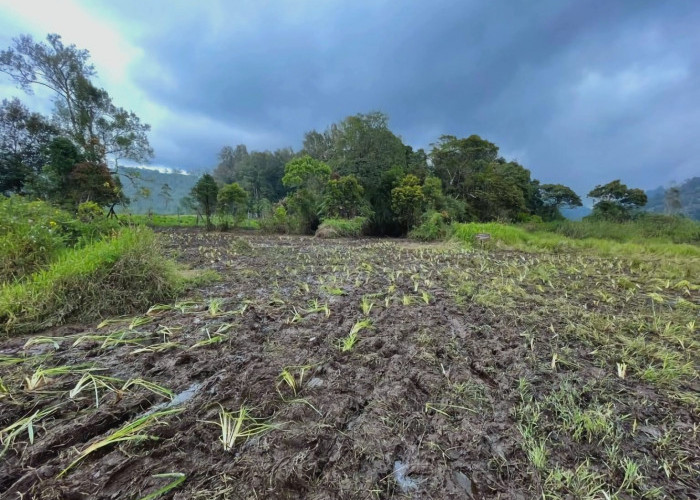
[86,1,700,194]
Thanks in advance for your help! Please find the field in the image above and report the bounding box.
[1,229,698,499]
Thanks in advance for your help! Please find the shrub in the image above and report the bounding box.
[0,227,182,335]
[0,196,118,283]
[315,217,368,238]
[260,206,290,234]
[409,211,449,241]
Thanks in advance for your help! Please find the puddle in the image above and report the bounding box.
[145,381,202,415]
[393,460,421,492]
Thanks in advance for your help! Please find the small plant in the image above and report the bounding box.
[276,365,311,397]
[215,405,277,452]
[59,408,184,476]
[360,296,374,316]
[1,405,60,458]
[70,373,124,408]
[137,473,186,500]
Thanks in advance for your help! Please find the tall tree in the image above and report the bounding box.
[1,33,152,169]
[587,179,647,220]
[538,183,582,220]
[191,174,219,229]
[159,183,173,210]
[0,97,56,194]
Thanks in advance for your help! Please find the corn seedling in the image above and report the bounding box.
[137,473,186,500]
[360,296,374,316]
[276,365,311,397]
[70,373,123,408]
[208,298,225,316]
[96,317,130,329]
[401,295,413,306]
[59,408,184,476]
[1,405,60,458]
[122,378,174,400]
[421,291,430,304]
[215,405,277,452]
[616,362,627,379]
[0,378,8,399]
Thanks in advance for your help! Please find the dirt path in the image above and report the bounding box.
[1,230,698,499]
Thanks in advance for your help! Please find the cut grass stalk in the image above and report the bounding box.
[137,473,186,500]
[58,407,184,477]
[122,378,174,400]
[215,405,277,452]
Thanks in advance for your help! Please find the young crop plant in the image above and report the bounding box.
[70,373,124,408]
[1,405,60,458]
[59,408,184,476]
[360,296,374,316]
[122,378,174,401]
[214,405,277,452]
[338,319,372,352]
[24,364,98,391]
[276,365,311,397]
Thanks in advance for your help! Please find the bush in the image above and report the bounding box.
[315,217,368,238]
[0,227,182,335]
[410,211,449,241]
[0,196,118,283]
[260,206,290,234]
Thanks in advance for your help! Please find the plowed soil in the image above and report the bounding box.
[1,230,698,499]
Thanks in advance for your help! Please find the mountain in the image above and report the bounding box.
[117,167,199,214]
[645,177,700,220]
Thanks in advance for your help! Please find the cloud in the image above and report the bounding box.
[1,0,698,195]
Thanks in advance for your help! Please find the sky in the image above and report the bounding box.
[1,0,698,197]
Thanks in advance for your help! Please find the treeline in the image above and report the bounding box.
[0,34,152,212]
[192,111,653,236]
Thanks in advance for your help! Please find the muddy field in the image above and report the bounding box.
[1,230,698,499]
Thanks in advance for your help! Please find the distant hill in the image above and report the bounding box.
[645,177,700,220]
[117,168,199,214]
[561,206,592,221]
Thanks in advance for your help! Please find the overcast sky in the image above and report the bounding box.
[1,0,698,196]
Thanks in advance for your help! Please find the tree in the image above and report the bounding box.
[0,97,56,194]
[664,186,682,215]
[1,33,152,171]
[36,136,84,205]
[213,144,248,184]
[282,156,331,233]
[587,179,647,220]
[217,182,248,225]
[538,183,582,220]
[323,175,370,218]
[430,134,499,199]
[159,183,173,211]
[69,161,120,206]
[191,174,219,229]
[391,174,425,232]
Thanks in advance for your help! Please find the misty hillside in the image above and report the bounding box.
[118,168,198,214]
[646,177,700,220]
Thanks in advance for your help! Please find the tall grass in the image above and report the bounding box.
[0,227,182,335]
[536,215,700,245]
[452,222,700,258]
[315,217,368,238]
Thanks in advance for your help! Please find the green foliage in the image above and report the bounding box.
[315,217,367,238]
[391,174,425,231]
[588,180,647,221]
[409,211,449,241]
[0,196,117,283]
[453,222,700,257]
[0,227,182,335]
[282,155,331,189]
[322,174,370,218]
[260,205,290,234]
[217,182,248,227]
[191,174,219,229]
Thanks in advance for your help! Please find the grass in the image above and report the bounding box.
[452,222,700,258]
[315,217,368,238]
[0,227,183,336]
[138,473,186,500]
[0,405,60,458]
[123,213,261,230]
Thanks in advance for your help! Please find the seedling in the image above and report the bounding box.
[59,408,184,476]
[24,364,98,391]
[122,378,174,400]
[70,373,124,408]
[1,405,60,458]
[360,296,374,316]
[276,365,311,397]
[215,405,277,452]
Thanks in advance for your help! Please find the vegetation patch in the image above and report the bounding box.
[315,217,368,238]
[0,227,182,335]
